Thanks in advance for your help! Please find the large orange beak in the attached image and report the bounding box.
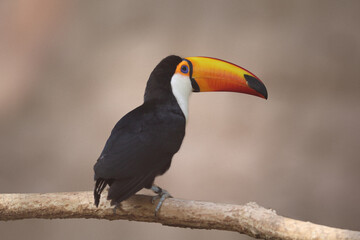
[184,57,268,99]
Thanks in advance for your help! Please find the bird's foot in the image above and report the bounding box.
[112,202,121,214]
[151,185,172,216]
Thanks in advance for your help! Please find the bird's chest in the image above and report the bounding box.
[139,110,185,152]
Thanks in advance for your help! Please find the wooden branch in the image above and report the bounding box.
[0,191,359,240]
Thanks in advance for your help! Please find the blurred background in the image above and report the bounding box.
[0,0,359,239]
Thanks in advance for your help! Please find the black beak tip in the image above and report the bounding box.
[244,74,268,99]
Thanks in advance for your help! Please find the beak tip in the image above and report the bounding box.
[244,74,268,100]
[263,91,268,100]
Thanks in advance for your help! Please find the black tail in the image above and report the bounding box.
[94,178,108,207]
[107,176,154,206]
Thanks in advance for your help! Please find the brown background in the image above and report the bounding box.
[1,1,359,239]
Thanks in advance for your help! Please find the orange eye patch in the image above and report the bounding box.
[175,61,190,76]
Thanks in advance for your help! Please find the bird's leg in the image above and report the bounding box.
[151,185,172,216]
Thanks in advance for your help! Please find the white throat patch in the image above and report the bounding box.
[170,73,193,120]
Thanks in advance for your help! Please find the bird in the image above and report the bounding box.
[93,55,267,214]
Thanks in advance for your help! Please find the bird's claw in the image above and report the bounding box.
[151,191,173,204]
[151,195,159,204]
[151,185,172,216]
[154,191,172,215]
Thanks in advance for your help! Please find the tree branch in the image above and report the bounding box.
[0,191,359,240]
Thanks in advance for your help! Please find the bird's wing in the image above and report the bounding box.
[93,103,185,180]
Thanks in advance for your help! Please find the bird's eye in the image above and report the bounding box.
[181,65,189,74]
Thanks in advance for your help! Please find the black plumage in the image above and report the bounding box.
[93,55,268,209]
[94,55,185,207]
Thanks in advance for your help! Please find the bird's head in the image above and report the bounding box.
[145,55,268,119]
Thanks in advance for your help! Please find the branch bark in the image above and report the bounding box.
[0,191,359,240]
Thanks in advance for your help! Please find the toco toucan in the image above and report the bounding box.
[93,55,267,214]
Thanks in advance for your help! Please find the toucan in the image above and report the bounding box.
[93,55,267,214]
